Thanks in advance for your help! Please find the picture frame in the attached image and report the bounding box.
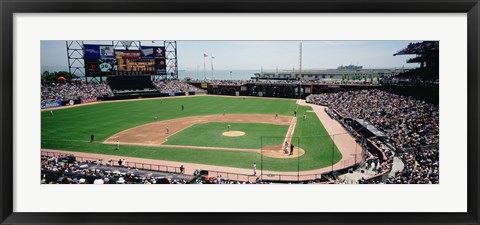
[1,0,479,224]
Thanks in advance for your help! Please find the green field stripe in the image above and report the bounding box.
[41,96,342,171]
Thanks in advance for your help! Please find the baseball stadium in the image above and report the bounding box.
[41,41,439,184]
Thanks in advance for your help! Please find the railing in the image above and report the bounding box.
[259,173,323,182]
[400,144,439,152]
[205,170,258,183]
[365,169,391,183]
[259,153,364,182]
[41,151,182,174]
[41,150,365,183]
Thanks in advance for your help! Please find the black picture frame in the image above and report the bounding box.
[1,0,479,224]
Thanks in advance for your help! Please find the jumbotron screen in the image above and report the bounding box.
[84,45,167,76]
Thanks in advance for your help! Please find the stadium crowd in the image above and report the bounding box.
[41,153,322,185]
[153,80,203,94]
[384,147,439,184]
[308,89,439,150]
[395,41,439,55]
[191,78,379,86]
[41,154,189,184]
[308,89,439,184]
[41,82,113,103]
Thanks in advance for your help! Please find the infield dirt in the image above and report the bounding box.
[103,114,303,158]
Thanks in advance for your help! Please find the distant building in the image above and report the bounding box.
[252,67,406,81]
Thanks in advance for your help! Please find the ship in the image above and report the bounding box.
[337,64,363,70]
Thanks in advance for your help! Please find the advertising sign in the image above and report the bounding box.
[99,46,114,58]
[98,59,117,73]
[41,101,62,109]
[155,58,167,75]
[305,87,311,94]
[115,50,141,59]
[141,47,155,59]
[141,47,166,59]
[80,97,98,104]
[84,45,100,59]
[155,47,166,58]
[85,58,117,76]
[85,59,99,75]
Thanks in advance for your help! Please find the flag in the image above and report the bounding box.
[204,53,208,57]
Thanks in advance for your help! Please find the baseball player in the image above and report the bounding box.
[115,141,120,150]
[227,124,231,131]
[253,162,257,176]
[275,113,278,119]
[303,114,307,121]
[50,110,53,116]
[166,126,170,134]
[284,142,289,154]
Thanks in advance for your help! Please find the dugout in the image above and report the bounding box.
[352,119,388,161]
[352,119,387,139]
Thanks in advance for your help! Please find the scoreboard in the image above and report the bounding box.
[84,44,167,77]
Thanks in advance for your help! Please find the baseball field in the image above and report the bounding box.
[41,96,342,171]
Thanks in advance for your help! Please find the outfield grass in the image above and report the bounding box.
[41,96,342,171]
[164,122,289,149]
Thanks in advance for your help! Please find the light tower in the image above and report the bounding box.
[298,42,303,98]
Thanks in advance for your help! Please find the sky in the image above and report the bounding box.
[41,40,416,72]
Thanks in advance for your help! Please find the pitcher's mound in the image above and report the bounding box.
[222,131,245,137]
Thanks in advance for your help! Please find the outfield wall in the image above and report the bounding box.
[41,92,201,110]
[189,82,381,99]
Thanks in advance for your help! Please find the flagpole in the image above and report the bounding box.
[299,42,303,98]
[210,53,214,80]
